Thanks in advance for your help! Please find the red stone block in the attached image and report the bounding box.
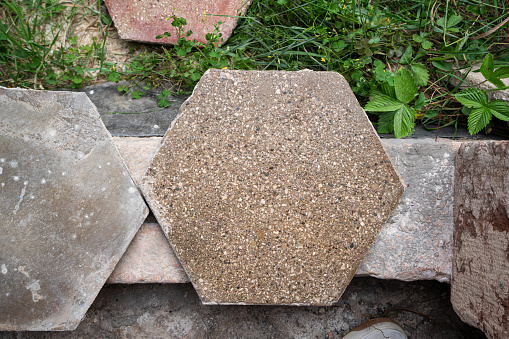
[104,0,252,45]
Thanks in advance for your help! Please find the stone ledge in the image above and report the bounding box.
[110,137,460,284]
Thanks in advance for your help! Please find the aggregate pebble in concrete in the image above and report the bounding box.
[109,137,457,284]
[452,141,509,339]
[104,0,252,45]
[0,88,148,330]
[357,139,459,282]
[141,69,404,305]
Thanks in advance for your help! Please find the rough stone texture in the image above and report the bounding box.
[104,0,252,45]
[0,279,487,338]
[110,136,190,283]
[107,223,189,283]
[357,139,459,282]
[452,141,509,339]
[107,137,456,284]
[140,69,404,305]
[0,87,148,330]
[79,82,185,137]
[451,64,509,104]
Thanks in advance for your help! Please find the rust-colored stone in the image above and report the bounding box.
[104,0,252,45]
[452,141,509,339]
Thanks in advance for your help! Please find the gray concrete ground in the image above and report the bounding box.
[0,278,486,338]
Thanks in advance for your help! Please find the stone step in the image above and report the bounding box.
[110,136,459,284]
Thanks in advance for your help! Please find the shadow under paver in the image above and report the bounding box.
[141,69,404,305]
[0,88,148,330]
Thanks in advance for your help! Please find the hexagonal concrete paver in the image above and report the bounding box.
[104,0,252,45]
[0,88,148,330]
[140,69,404,305]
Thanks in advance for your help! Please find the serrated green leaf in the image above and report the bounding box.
[364,95,404,112]
[447,15,462,27]
[487,100,509,121]
[487,77,506,89]
[436,17,446,28]
[395,68,418,104]
[394,105,415,138]
[493,67,509,79]
[158,98,170,108]
[380,81,396,98]
[455,88,488,108]
[414,92,426,110]
[377,111,395,134]
[468,108,492,135]
[400,45,413,65]
[480,53,494,80]
[410,63,429,86]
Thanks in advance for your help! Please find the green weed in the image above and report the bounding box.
[1,0,508,137]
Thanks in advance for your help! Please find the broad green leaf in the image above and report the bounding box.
[447,15,462,28]
[395,68,418,104]
[455,88,488,108]
[480,53,494,80]
[412,34,423,43]
[158,98,170,108]
[493,67,509,79]
[380,81,396,98]
[410,63,429,86]
[332,40,346,52]
[394,105,415,138]
[421,40,433,50]
[487,100,509,121]
[364,95,404,112]
[487,77,506,89]
[432,61,452,72]
[377,111,395,134]
[468,108,492,135]
[400,45,413,65]
[414,92,426,110]
[436,17,446,28]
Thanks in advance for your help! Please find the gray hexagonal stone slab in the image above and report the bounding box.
[0,88,148,330]
[141,69,404,305]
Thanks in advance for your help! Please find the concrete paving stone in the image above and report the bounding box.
[140,69,404,305]
[357,139,459,282]
[108,137,457,284]
[452,141,509,339]
[104,0,252,45]
[0,87,148,330]
[79,82,185,137]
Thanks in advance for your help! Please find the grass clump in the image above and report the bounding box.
[1,0,508,137]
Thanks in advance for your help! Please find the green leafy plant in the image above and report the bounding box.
[454,53,509,135]
[365,67,420,138]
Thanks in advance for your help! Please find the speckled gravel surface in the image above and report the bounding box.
[141,69,404,305]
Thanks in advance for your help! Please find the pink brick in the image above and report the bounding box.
[108,223,189,283]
